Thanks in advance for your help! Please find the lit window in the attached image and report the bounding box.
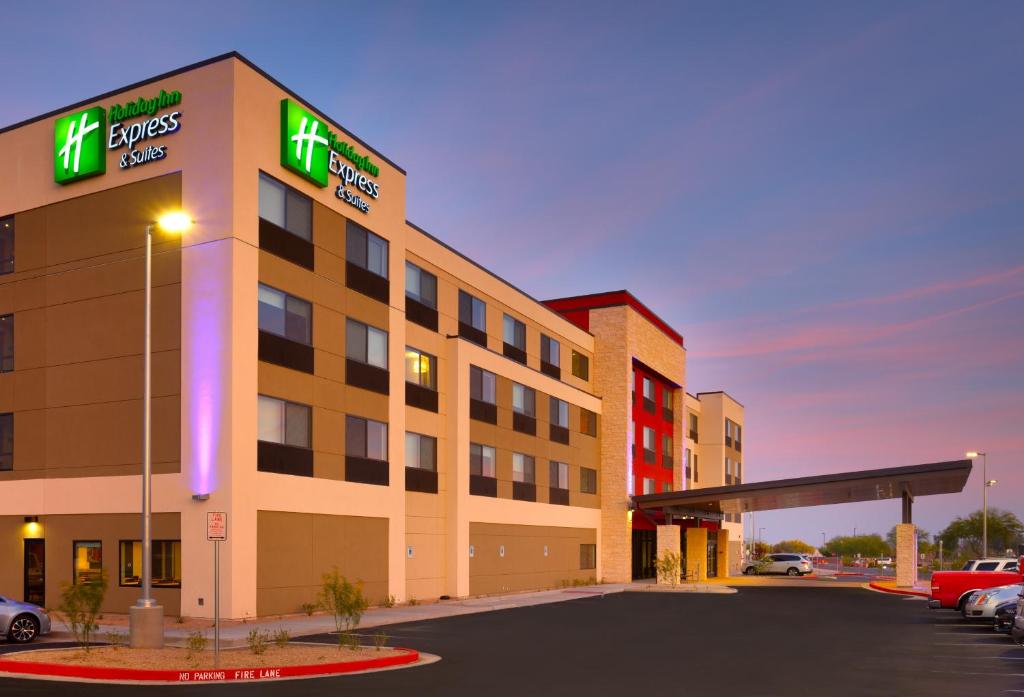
[512,453,535,483]
[73,541,102,585]
[346,220,389,278]
[120,540,181,588]
[346,415,388,461]
[405,432,437,471]
[257,395,310,448]
[580,409,597,437]
[346,318,388,369]
[571,351,589,380]
[404,347,436,389]
[258,173,311,241]
[405,262,437,308]
[470,443,496,477]
[580,467,597,494]
[258,284,311,345]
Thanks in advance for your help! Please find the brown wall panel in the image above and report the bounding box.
[469,523,596,596]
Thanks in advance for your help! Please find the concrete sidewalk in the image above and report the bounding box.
[48,582,733,647]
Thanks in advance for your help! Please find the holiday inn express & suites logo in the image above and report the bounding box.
[54,107,106,184]
[280,99,329,187]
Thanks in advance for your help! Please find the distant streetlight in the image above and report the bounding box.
[129,211,192,649]
[967,451,990,556]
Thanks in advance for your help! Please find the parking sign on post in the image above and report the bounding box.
[207,512,226,666]
[207,512,227,541]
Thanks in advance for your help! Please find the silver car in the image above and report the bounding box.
[0,595,51,643]
[962,583,1023,620]
[742,553,813,576]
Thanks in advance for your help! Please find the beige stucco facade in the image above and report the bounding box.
[0,53,745,617]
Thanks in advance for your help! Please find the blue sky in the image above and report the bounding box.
[3,0,1022,545]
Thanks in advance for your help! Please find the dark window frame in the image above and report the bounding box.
[257,394,312,449]
[580,543,597,570]
[258,172,313,241]
[346,220,389,279]
[580,466,597,494]
[0,314,12,372]
[404,261,437,308]
[0,216,13,275]
[571,350,589,381]
[118,539,182,588]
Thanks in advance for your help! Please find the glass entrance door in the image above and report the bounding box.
[706,533,718,578]
[24,539,44,606]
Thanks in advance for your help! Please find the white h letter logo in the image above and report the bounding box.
[291,117,327,173]
[58,112,99,174]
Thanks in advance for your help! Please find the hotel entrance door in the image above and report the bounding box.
[24,539,44,606]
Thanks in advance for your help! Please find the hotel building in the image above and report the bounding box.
[0,54,744,619]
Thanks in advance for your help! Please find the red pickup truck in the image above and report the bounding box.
[929,557,1024,610]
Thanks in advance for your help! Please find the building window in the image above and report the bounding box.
[404,347,436,390]
[458,290,487,332]
[580,408,597,437]
[689,413,699,442]
[0,314,11,372]
[725,419,733,447]
[346,319,388,369]
[549,397,569,428]
[580,466,597,494]
[258,284,311,345]
[512,383,536,416]
[684,447,692,481]
[503,315,526,351]
[735,424,742,450]
[470,366,496,404]
[73,541,102,585]
[405,262,437,308]
[643,477,655,495]
[119,540,181,588]
[694,453,699,483]
[259,173,311,241]
[643,427,656,464]
[580,543,596,570]
[0,412,11,470]
[257,395,311,448]
[662,434,673,468]
[347,220,388,278]
[0,217,13,275]
[736,461,742,483]
[642,377,655,413]
[571,351,589,380]
[662,388,673,420]
[470,443,496,477]
[541,335,559,367]
[512,453,535,483]
[346,415,388,461]
[405,432,437,471]
[550,461,569,490]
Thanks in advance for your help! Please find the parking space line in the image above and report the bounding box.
[931,670,1024,678]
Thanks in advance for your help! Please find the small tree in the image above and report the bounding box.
[318,569,369,647]
[771,540,815,555]
[58,570,108,652]
[654,551,682,586]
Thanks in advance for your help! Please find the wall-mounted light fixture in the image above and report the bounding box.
[23,516,38,523]
[192,493,210,502]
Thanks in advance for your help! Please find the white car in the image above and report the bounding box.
[876,557,895,567]
[960,558,1019,572]
[742,553,813,576]
[962,583,1023,619]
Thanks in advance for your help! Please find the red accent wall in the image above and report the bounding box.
[632,363,675,497]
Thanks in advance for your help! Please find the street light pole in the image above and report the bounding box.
[129,213,191,649]
[967,451,989,557]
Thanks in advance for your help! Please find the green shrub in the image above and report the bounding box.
[300,602,318,617]
[58,570,108,652]
[318,569,369,645]
[273,629,290,648]
[105,630,125,650]
[187,630,208,662]
[247,629,268,655]
[407,597,419,606]
[381,594,396,608]
[373,631,388,651]
[655,551,682,586]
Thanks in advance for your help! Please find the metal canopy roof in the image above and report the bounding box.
[633,460,972,516]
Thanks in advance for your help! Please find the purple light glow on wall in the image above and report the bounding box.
[186,242,228,496]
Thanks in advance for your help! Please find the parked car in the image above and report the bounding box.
[930,557,1024,610]
[994,599,1018,634]
[961,583,1023,619]
[960,558,1019,572]
[876,557,895,567]
[0,595,51,643]
[742,553,813,576]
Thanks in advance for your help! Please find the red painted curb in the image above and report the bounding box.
[0,648,419,683]
[868,582,929,598]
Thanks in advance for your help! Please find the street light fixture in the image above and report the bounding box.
[129,211,192,649]
[966,451,989,558]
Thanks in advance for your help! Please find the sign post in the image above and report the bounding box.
[206,512,227,667]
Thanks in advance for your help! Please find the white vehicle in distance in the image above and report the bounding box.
[742,553,813,576]
[960,558,1019,572]
[876,557,895,567]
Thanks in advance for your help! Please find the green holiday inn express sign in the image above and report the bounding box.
[279,98,381,214]
[53,89,183,185]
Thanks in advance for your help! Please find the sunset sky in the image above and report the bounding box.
[3,1,1020,545]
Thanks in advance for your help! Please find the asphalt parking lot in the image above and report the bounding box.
[1,587,1021,696]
